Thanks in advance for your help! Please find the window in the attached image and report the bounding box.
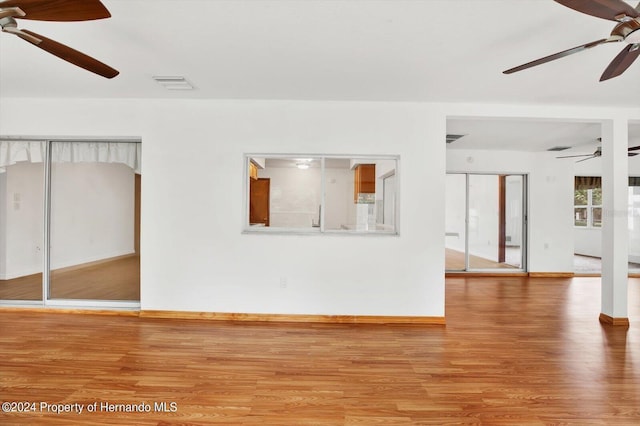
[574,188,602,228]
[245,155,398,234]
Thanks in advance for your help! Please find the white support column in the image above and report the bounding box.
[600,119,629,326]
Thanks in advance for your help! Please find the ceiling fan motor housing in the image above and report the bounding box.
[612,18,640,43]
[0,6,25,21]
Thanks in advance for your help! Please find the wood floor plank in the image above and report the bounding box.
[1,276,639,425]
[0,255,139,301]
[445,248,519,270]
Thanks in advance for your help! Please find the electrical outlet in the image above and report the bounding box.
[279,277,288,289]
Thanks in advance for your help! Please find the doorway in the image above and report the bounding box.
[249,178,270,227]
[445,173,527,272]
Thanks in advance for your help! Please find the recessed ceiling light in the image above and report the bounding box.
[296,163,310,170]
[152,76,194,90]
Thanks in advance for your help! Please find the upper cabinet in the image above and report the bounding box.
[353,164,375,203]
[249,162,259,180]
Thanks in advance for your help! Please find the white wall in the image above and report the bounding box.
[445,174,466,253]
[324,166,355,230]
[0,172,6,277]
[374,159,396,227]
[468,174,500,262]
[258,165,322,228]
[1,98,445,317]
[0,160,134,280]
[50,162,135,269]
[506,176,523,246]
[2,162,44,279]
[574,228,600,258]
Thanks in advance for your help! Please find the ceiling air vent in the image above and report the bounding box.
[547,146,571,152]
[152,76,195,90]
[446,134,466,144]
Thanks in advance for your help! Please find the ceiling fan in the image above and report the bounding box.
[557,145,640,162]
[504,0,640,81]
[0,0,118,78]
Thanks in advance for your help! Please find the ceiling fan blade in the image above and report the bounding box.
[628,145,640,151]
[600,44,640,81]
[503,38,614,74]
[554,0,639,21]
[556,154,595,158]
[629,152,639,157]
[0,0,110,21]
[17,29,118,78]
[576,156,597,163]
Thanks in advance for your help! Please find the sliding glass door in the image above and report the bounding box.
[49,152,140,301]
[446,173,527,272]
[0,139,140,306]
[445,174,467,271]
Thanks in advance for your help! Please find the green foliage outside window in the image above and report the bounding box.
[574,189,588,206]
[574,188,602,227]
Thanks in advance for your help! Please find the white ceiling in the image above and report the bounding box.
[266,158,351,168]
[1,0,640,105]
[1,1,639,153]
[447,119,640,152]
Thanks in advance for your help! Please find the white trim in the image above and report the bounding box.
[43,300,140,309]
[0,136,141,143]
[0,300,43,307]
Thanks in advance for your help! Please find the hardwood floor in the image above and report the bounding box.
[445,248,518,270]
[1,277,639,425]
[0,255,140,301]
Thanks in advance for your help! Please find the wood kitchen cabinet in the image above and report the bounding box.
[249,162,259,180]
[353,164,375,203]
